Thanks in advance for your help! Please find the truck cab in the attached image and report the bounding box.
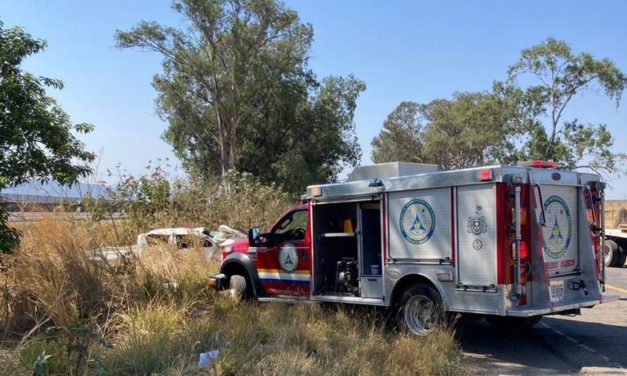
[215,204,311,299]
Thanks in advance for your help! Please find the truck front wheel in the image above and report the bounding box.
[395,284,444,336]
[603,239,620,267]
[228,274,248,299]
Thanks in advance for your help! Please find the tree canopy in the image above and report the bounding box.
[0,21,94,252]
[371,101,425,164]
[116,0,363,192]
[371,93,515,170]
[499,37,627,174]
[372,38,626,175]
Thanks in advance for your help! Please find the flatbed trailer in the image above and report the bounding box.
[604,227,627,267]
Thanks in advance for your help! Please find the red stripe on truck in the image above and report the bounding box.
[496,183,506,284]
[450,187,455,267]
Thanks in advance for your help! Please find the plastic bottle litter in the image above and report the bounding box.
[198,350,219,368]
[198,332,222,368]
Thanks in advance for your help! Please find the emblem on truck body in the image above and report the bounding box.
[399,199,436,245]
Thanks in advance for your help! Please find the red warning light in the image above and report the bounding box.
[529,160,557,168]
[477,169,493,181]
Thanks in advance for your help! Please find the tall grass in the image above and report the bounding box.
[0,172,462,375]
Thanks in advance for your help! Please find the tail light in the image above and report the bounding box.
[518,294,528,305]
[496,183,514,285]
[519,241,529,286]
[584,182,604,280]
[519,241,528,260]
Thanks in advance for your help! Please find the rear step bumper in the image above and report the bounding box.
[506,300,599,317]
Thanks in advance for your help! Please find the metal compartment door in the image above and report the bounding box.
[387,188,451,261]
[537,184,579,277]
[457,184,497,287]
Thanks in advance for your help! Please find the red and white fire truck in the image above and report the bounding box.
[209,161,608,335]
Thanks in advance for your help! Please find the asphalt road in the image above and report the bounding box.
[461,266,627,375]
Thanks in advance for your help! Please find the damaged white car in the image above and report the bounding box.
[94,225,245,261]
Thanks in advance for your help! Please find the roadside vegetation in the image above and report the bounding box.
[0,172,462,376]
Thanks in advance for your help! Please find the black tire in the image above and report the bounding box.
[618,246,627,267]
[228,274,248,299]
[485,316,542,331]
[604,239,620,267]
[394,284,445,336]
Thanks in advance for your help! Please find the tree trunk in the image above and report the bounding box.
[218,113,229,176]
[228,115,237,171]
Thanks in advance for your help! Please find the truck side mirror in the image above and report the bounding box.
[248,227,260,246]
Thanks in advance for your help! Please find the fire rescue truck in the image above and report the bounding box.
[209,161,608,335]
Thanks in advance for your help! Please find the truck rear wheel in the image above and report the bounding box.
[604,239,620,267]
[228,274,248,299]
[395,284,444,336]
[618,245,627,267]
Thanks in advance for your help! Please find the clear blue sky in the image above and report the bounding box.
[2,1,626,197]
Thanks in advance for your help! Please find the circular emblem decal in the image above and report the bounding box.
[399,199,436,245]
[279,243,298,272]
[542,195,572,259]
[472,239,483,250]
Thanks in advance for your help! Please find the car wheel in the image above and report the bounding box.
[603,240,620,267]
[395,284,444,336]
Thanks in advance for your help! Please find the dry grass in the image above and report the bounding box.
[0,217,462,376]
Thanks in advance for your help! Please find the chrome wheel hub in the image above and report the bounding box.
[403,295,435,336]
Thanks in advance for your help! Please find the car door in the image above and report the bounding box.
[256,209,311,297]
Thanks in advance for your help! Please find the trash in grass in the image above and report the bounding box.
[198,350,220,368]
[162,282,179,290]
[198,332,222,368]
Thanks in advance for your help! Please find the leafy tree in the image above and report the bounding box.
[244,75,363,190]
[373,39,626,175]
[422,92,516,169]
[371,93,514,170]
[500,38,627,174]
[0,22,94,252]
[371,101,425,164]
[116,0,363,192]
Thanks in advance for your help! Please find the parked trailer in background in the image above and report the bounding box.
[210,161,610,335]
[604,226,627,267]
